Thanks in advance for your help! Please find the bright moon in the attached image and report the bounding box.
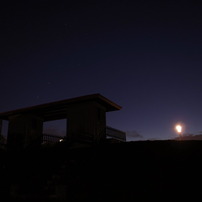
[176,125,182,133]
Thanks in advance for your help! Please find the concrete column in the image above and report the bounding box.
[7,114,43,150]
[66,102,106,143]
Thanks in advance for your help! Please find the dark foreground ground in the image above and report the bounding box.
[1,140,202,202]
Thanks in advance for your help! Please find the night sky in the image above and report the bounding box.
[1,0,202,141]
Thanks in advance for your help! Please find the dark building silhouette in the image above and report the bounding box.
[0,94,123,149]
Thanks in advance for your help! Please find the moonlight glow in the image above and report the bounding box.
[175,124,182,133]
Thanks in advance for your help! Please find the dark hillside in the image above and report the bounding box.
[1,140,202,201]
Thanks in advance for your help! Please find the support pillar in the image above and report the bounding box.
[66,102,106,144]
[7,114,43,150]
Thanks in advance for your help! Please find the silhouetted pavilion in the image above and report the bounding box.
[0,94,121,149]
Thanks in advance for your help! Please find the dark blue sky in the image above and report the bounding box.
[1,0,202,140]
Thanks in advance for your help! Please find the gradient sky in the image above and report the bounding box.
[1,0,202,141]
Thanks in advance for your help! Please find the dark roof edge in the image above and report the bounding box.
[0,94,122,119]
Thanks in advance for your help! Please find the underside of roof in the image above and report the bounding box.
[0,94,122,121]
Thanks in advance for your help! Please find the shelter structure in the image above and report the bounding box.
[0,94,121,149]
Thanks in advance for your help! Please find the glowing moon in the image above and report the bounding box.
[175,125,182,133]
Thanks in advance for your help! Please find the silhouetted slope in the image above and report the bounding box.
[174,134,202,140]
[1,140,202,201]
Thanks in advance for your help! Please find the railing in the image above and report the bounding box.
[106,126,126,142]
[42,134,66,144]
